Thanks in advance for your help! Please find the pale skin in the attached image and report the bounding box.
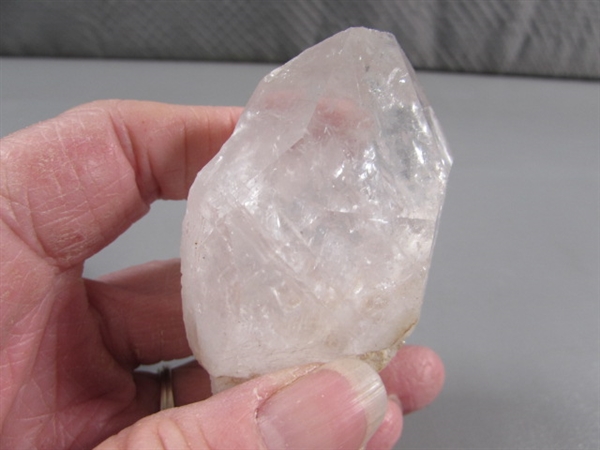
[0,100,444,449]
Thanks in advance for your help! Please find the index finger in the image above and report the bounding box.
[1,100,241,268]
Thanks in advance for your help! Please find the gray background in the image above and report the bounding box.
[2,0,599,79]
[1,57,598,449]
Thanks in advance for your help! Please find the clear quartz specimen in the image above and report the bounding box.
[181,27,452,393]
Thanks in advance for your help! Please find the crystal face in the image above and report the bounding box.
[181,27,452,392]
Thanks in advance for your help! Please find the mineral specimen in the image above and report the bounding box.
[181,27,452,392]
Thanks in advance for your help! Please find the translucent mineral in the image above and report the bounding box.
[181,27,452,392]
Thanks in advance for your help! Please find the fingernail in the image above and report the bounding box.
[388,393,402,409]
[257,359,387,449]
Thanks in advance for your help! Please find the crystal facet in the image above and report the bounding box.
[181,27,452,392]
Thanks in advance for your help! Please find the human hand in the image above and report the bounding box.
[0,100,444,449]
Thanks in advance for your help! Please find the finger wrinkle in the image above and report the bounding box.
[49,115,127,250]
[109,101,160,205]
[84,279,135,369]
[0,295,55,424]
[28,188,103,269]
[1,144,49,262]
[84,261,191,367]
[2,109,130,268]
[0,327,41,419]
[181,111,193,198]
[183,106,241,197]
[156,416,195,450]
[0,194,42,264]
[146,114,186,200]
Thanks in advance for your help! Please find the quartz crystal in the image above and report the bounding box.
[181,27,452,392]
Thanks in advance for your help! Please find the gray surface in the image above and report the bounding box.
[2,0,599,79]
[1,58,599,449]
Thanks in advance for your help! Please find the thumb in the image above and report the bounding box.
[96,359,388,449]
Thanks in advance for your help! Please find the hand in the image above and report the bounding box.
[0,100,444,449]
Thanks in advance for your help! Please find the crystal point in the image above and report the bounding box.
[181,27,452,392]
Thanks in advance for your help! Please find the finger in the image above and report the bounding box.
[366,397,403,450]
[1,100,241,269]
[170,361,213,406]
[97,359,389,450]
[85,259,190,366]
[379,345,445,414]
